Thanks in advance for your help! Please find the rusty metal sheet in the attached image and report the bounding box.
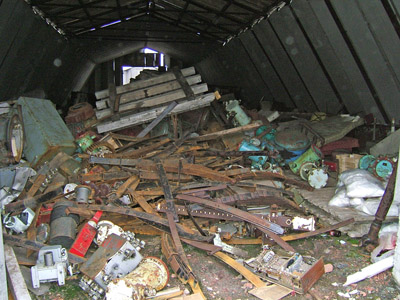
[80,234,126,279]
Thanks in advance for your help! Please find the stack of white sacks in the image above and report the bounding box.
[329,169,398,216]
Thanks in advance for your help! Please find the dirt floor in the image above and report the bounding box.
[33,232,400,300]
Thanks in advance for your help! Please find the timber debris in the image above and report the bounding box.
[4,65,395,300]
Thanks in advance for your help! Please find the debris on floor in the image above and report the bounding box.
[1,67,399,300]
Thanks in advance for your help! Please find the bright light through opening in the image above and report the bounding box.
[100,20,121,28]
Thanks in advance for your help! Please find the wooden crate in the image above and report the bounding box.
[336,153,363,173]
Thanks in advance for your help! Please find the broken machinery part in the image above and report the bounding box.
[31,245,70,289]
[106,257,169,300]
[245,247,325,294]
[49,201,80,249]
[79,234,143,299]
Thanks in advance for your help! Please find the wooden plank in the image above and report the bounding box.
[130,191,159,215]
[307,0,383,120]
[112,138,171,158]
[96,83,208,119]
[252,21,316,111]
[172,67,195,100]
[0,223,7,300]
[249,285,292,300]
[213,251,265,288]
[95,66,196,99]
[189,122,261,142]
[291,0,364,115]
[4,245,32,300]
[269,7,341,114]
[137,159,235,183]
[136,101,178,138]
[239,31,294,108]
[330,0,400,121]
[96,93,215,133]
[97,74,202,109]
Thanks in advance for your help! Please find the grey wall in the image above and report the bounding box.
[196,0,400,123]
[0,0,97,108]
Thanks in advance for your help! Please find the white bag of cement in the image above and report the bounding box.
[356,198,398,217]
[328,186,351,207]
[339,169,385,198]
[349,197,365,207]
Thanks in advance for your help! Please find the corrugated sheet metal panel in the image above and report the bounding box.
[196,0,400,123]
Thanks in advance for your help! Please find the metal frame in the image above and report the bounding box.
[26,0,279,43]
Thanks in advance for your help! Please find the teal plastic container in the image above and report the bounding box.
[289,145,323,174]
[359,155,376,170]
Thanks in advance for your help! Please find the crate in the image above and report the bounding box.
[336,154,363,174]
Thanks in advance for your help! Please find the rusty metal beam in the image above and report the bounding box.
[84,205,212,243]
[3,235,86,264]
[361,163,397,250]
[176,194,294,252]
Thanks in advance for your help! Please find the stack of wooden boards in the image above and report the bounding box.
[94,67,215,133]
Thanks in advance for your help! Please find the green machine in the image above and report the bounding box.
[17,97,76,167]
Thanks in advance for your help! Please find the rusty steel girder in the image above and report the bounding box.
[84,205,213,243]
[176,194,295,252]
[3,234,86,264]
[213,190,301,211]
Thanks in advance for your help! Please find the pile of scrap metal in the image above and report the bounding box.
[1,67,370,300]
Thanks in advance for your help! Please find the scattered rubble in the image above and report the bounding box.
[1,66,399,299]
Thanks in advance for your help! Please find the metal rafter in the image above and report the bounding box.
[186,0,245,25]
[201,0,234,33]
[156,0,235,35]
[41,0,112,24]
[152,11,222,41]
[28,0,279,43]
[77,35,211,43]
[116,0,124,21]
[77,0,94,26]
[175,0,191,25]
[227,0,261,14]
[74,11,148,35]
[64,2,147,31]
